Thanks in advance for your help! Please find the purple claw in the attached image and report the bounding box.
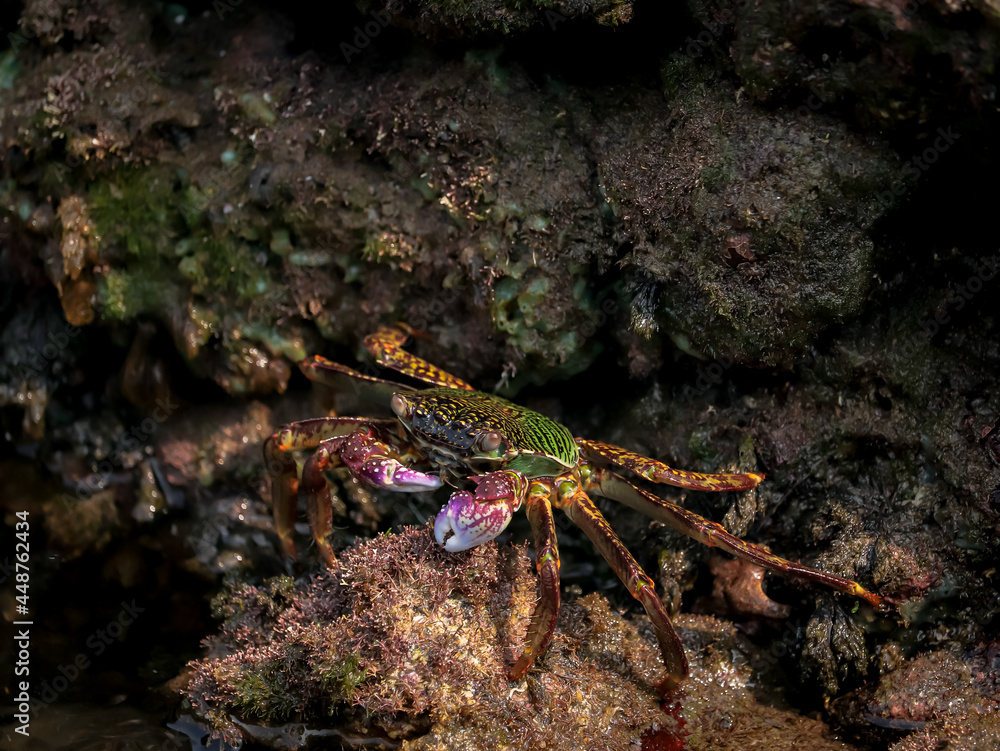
[434,490,516,552]
[337,427,441,492]
[358,457,442,492]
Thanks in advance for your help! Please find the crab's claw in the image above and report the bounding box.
[434,491,515,551]
[338,427,443,492]
[434,470,529,552]
[357,456,443,492]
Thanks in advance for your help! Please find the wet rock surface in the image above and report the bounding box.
[1,1,999,749]
[178,525,887,751]
[182,526,669,750]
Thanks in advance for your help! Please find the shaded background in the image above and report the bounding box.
[1,1,999,749]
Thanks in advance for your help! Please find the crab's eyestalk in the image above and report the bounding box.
[434,470,529,551]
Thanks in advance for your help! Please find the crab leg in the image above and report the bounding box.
[299,356,415,405]
[579,439,764,492]
[559,481,688,692]
[509,480,561,680]
[364,325,476,391]
[264,417,388,559]
[585,466,885,610]
[304,425,444,565]
[300,443,342,568]
[264,417,439,563]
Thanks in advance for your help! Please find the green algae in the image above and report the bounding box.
[87,162,280,321]
[0,48,18,96]
[491,269,609,380]
[237,320,307,362]
[90,168,183,259]
[183,233,273,301]
[101,267,180,321]
[269,228,292,255]
[219,660,301,721]
[314,652,368,705]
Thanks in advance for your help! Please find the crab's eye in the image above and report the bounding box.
[391,394,409,418]
[481,431,503,452]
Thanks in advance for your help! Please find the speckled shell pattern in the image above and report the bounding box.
[403,388,579,472]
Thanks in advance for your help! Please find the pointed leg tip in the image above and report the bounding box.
[316,541,337,569]
[278,536,298,561]
[507,655,532,681]
[656,674,685,695]
[870,592,893,612]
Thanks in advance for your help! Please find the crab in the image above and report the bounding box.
[264,325,885,690]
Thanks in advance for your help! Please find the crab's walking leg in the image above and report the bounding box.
[299,356,415,404]
[585,467,885,610]
[559,481,688,692]
[510,480,561,680]
[300,443,341,568]
[265,417,427,562]
[264,417,385,559]
[364,325,476,391]
[302,425,441,565]
[579,439,764,492]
